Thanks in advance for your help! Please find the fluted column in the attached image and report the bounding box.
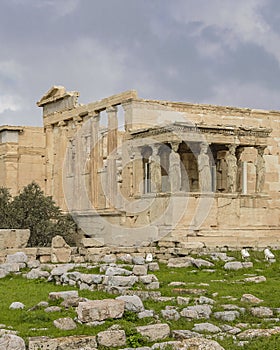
[169,142,181,193]
[44,125,53,196]
[90,113,100,208]
[73,116,83,211]
[106,106,118,208]
[57,120,68,209]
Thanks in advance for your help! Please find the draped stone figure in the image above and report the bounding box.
[236,147,244,193]
[150,145,162,193]
[198,143,212,192]
[255,147,265,193]
[226,145,237,193]
[216,150,227,192]
[169,149,181,193]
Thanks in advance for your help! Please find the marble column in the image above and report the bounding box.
[106,106,118,208]
[57,120,68,209]
[90,113,100,208]
[255,146,266,193]
[169,142,181,193]
[226,144,237,193]
[44,125,53,196]
[73,116,83,211]
[150,144,162,193]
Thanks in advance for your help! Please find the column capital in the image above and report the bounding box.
[73,115,83,126]
[227,144,237,151]
[92,114,101,124]
[131,146,142,158]
[151,143,162,154]
[44,124,53,132]
[89,110,100,118]
[170,141,180,152]
[121,101,133,110]
[256,145,266,154]
[58,120,67,127]
[106,105,118,114]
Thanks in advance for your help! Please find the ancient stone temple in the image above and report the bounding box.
[1,86,280,248]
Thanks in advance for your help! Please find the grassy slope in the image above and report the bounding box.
[1,250,280,349]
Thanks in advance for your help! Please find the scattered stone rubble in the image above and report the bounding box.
[0,248,279,349]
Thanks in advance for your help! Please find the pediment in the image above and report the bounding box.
[37,86,76,107]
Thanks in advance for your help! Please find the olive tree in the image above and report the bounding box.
[0,182,77,247]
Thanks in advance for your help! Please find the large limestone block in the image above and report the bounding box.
[77,299,125,322]
[167,257,194,268]
[136,323,170,341]
[81,237,104,247]
[179,337,225,349]
[28,336,97,350]
[97,330,126,347]
[51,235,72,263]
[0,334,26,350]
[107,275,138,287]
[0,229,30,249]
[49,291,78,300]
[116,295,145,312]
[6,252,28,264]
[180,305,212,319]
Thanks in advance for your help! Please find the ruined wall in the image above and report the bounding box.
[0,126,46,195]
[37,87,137,211]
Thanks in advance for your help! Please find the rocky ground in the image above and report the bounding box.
[0,250,279,349]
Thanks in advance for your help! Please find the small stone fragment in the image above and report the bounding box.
[9,302,25,310]
[53,317,77,330]
[250,306,273,318]
[241,294,263,304]
[192,322,222,333]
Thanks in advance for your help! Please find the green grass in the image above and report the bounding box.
[1,251,280,349]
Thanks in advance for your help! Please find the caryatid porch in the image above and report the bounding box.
[128,122,271,197]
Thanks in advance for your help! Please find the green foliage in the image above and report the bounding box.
[126,328,146,348]
[0,187,13,228]
[123,310,139,322]
[0,182,77,246]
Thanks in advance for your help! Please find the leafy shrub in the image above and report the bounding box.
[0,187,13,228]
[126,329,146,348]
[0,182,77,246]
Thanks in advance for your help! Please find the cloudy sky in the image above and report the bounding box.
[1,0,280,126]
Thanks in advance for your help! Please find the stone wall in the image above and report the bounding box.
[0,126,45,195]
[0,229,30,250]
[0,234,278,265]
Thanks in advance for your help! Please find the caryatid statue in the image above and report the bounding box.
[150,144,162,193]
[226,145,237,193]
[255,147,265,193]
[198,142,212,192]
[169,142,181,193]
